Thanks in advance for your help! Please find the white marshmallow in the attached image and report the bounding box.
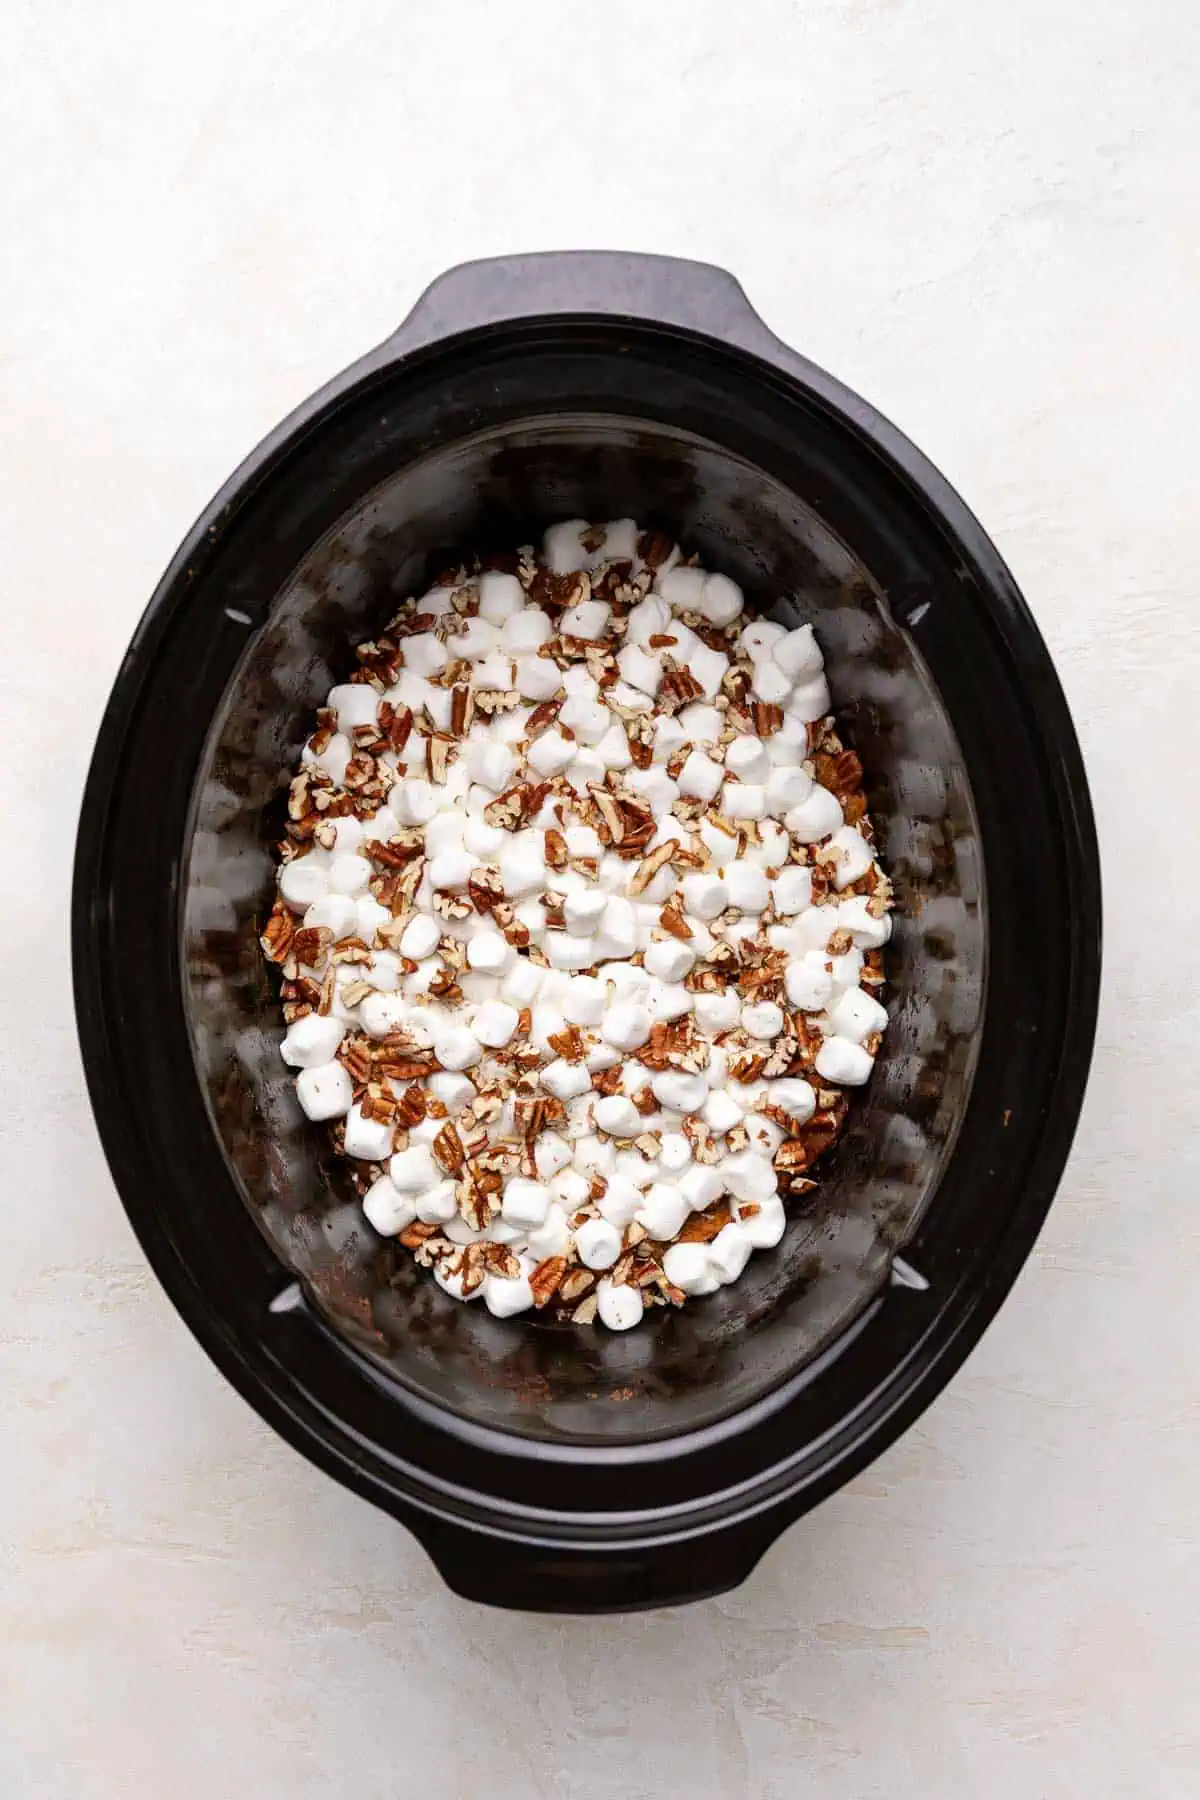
[737,1194,787,1248]
[295,1061,353,1121]
[838,895,892,948]
[719,1150,778,1204]
[677,749,725,801]
[280,1014,345,1069]
[562,975,606,1025]
[828,985,888,1044]
[609,679,653,712]
[546,933,598,970]
[703,1090,745,1136]
[433,1026,483,1071]
[725,736,769,782]
[596,1280,644,1331]
[561,598,611,641]
[477,570,524,624]
[787,674,832,723]
[501,958,543,1005]
[516,654,565,702]
[280,857,330,911]
[302,893,359,939]
[501,1178,552,1228]
[650,1070,708,1114]
[575,1217,622,1270]
[564,888,608,936]
[601,1000,652,1051]
[594,722,633,770]
[526,1203,570,1260]
[305,732,351,785]
[643,938,696,982]
[636,1182,690,1240]
[342,1103,394,1162]
[598,1174,644,1228]
[596,893,638,958]
[389,1144,439,1192]
[499,840,547,898]
[541,1058,592,1101]
[644,981,693,1022]
[625,765,679,814]
[722,782,766,821]
[484,1272,535,1318]
[815,1035,875,1085]
[428,849,474,891]
[392,779,440,827]
[724,861,769,913]
[594,1095,643,1138]
[821,825,875,889]
[680,873,727,920]
[362,1175,418,1237]
[785,953,836,1011]
[405,634,451,678]
[773,865,814,915]
[750,660,792,707]
[447,617,498,661]
[414,1180,458,1225]
[678,701,723,741]
[399,914,441,961]
[526,728,577,778]
[616,643,662,696]
[464,739,515,793]
[502,605,553,651]
[693,990,742,1033]
[359,990,410,1037]
[327,683,380,732]
[533,1132,573,1180]
[655,1132,691,1174]
[786,785,844,842]
[741,620,787,659]
[657,566,706,610]
[698,572,744,625]
[768,1078,817,1124]
[708,1221,754,1284]
[663,1241,720,1296]
[467,929,514,975]
[543,519,589,573]
[741,1000,784,1040]
[680,1164,725,1213]
[776,624,823,679]
[765,764,814,812]
[426,1071,476,1114]
[472,1001,520,1048]
[558,693,610,744]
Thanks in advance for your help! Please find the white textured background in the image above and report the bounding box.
[4,2,1198,1794]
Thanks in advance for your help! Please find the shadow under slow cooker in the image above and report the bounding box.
[183,415,984,1445]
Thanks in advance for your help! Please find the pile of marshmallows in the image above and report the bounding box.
[273,519,891,1330]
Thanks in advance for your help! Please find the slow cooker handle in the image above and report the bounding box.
[384,250,795,365]
[415,1515,778,1614]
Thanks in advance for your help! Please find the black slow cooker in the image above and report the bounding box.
[73,252,1100,1611]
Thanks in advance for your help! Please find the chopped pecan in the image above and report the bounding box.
[261,900,295,964]
[529,1256,569,1308]
[628,840,677,895]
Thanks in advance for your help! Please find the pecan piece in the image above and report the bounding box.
[529,1255,568,1309]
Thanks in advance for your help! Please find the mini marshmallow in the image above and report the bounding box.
[596,1280,644,1331]
[433,1026,483,1071]
[562,975,606,1025]
[596,893,638,958]
[327,683,380,732]
[399,914,441,960]
[447,616,498,661]
[546,933,598,970]
[564,888,608,935]
[751,660,793,706]
[533,1133,573,1180]
[501,1178,552,1228]
[501,958,543,1005]
[280,1014,345,1069]
[415,1180,458,1225]
[405,634,450,678]
[472,1001,520,1049]
[742,1000,784,1040]
[585,1041,621,1074]
[777,624,823,679]
[303,893,359,939]
[464,739,515,793]
[838,895,892,948]
[362,1176,418,1237]
[680,1164,725,1213]
[769,1075,819,1122]
[598,1174,644,1228]
[359,990,410,1037]
[725,736,769,782]
[601,1000,652,1051]
[693,990,742,1033]
[564,746,606,795]
[502,605,553,651]
[719,1150,778,1204]
[821,826,875,889]
[594,1095,644,1138]
[426,1071,476,1114]
[541,1058,593,1101]
[657,566,706,610]
[515,654,565,702]
[467,929,513,974]
[785,785,844,842]
[392,779,440,827]
[815,1035,876,1085]
[765,764,814,813]
[703,1090,745,1136]
[773,865,815,915]
[724,861,769,913]
[342,1103,394,1162]
[293,1058,354,1125]
[698,571,744,625]
[738,1194,787,1248]
[575,1217,622,1270]
[722,782,766,821]
[655,1132,691,1175]
[680,873,727,920]
[651,1070,709,1114]
[360,950,403,992]
[428,849,474,891]
[306,732,351,785]
[559,693,611,744]
[616,642,662,696]
[424,811,468,858]
[643,938,696,983]
[785,954,836,1011]
[499,840,547,898]
[389,1144,439,1192]
[787,674,832,723]
[663,1241,720,1296]
[526,1203,571,1260]
[280,857,329,911]
[526,728,576,778]
[625,764,680,814]
[644,981,693,1023]
[741,619,788,659]
[595,722,633,769]
[561,597,611,641]
[636,1182,690,1240]
[690,642,730,698]
[477,570,524,624]
[677,749,725,801]
[708,1221,754,1285]
[484,1272,535,1318]
[543,519,589,573]
[828,985,888,1044]
[608,679,654,712]
[678,701,723,741]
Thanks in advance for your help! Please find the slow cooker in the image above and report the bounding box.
[73,251,1100,1611]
